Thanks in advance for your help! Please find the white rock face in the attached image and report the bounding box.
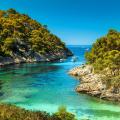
[69,65,120,102]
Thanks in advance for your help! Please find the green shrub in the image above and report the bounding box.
[0,104,77,120]
[53,106,77,120]
[85,29,120,73]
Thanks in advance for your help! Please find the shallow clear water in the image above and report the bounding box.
[0,45,120,120]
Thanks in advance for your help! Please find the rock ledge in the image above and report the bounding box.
[69,65,120,102]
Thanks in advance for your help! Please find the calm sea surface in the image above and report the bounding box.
[0,45,120,120]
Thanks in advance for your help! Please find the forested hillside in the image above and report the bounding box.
[85,29,120,71]
[85,29,120,89]
[0,9,72,64]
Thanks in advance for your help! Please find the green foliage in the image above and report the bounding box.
[85,29,120,88]
[85,29,120,72]
[2,37,16,55]
[53,106,77,120]
[0,9,69,58]
[0,104,77,120]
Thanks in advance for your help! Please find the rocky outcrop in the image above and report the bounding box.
[69,65,120,102]
[0,49,73,66]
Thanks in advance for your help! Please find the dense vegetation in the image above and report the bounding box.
[0,9,71,60]
[0,104,77,120]
[85,29,120,89]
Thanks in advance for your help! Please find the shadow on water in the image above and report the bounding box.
[0,62,61,76]
[0,80,4,97]
[0,62,62,102]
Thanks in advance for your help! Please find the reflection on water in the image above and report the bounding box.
[0,45,120,120]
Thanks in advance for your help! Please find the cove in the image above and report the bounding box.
[0,45,120,120]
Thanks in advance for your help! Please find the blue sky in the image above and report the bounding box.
[0,0,120,45]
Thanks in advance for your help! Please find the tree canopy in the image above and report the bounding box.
[85,29,120,72]
[85,29,120,88]
[0,9,68,58]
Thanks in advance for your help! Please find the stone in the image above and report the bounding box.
[69,65,120,102]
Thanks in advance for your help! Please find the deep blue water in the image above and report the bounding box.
[0,45,120,120]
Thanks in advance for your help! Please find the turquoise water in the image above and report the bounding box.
[0,45,120,120]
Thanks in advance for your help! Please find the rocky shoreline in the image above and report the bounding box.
[69,65,120,102]
[0,50,73,66]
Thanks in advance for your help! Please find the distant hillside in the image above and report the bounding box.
[0,9,72,65]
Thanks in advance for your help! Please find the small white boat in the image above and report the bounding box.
[85,48,89,51]
[71,56,78,62]
[60,58,66,62]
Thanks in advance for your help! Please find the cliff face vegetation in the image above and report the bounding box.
[0,9,72,64]
[69,30,120,101]
[85,29,120,91]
